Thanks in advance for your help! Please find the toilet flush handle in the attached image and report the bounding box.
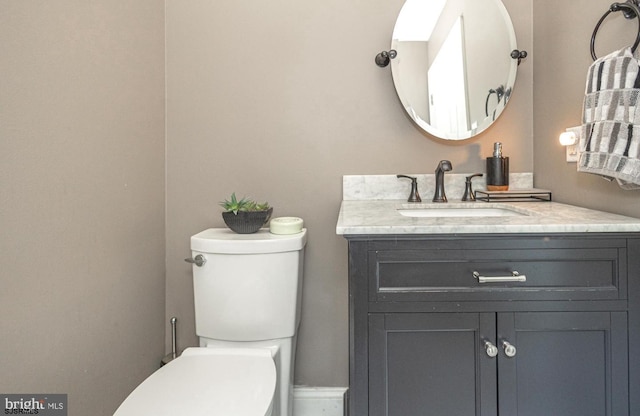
[184,254,206,267]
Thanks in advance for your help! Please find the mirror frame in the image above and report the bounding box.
[390,0,519,140]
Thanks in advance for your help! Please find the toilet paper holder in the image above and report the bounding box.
[161,317,178,367]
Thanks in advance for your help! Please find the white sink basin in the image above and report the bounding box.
[397,206,527,218]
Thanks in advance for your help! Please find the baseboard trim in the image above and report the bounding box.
[293,386,348,416]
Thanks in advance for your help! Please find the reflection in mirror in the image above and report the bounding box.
[428,16,467,136]
[390,0,519,140]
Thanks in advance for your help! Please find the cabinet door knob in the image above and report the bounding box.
[502,340,517,358]
[483,340,498,357]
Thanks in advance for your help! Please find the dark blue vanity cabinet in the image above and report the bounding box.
[346,234,640,416]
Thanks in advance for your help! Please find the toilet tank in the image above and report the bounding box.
[189,228,307,342]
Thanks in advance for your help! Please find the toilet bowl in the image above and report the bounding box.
[114,228,307,416]
[114,348,277,416]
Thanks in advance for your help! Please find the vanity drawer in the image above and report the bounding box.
[369,242,626,302]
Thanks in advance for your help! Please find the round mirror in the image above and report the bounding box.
[390,0,519,140]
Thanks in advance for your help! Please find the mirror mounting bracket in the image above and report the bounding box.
[510,49,528,65]
[375,50,397,67]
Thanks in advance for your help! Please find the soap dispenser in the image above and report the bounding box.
[486,142,509,191]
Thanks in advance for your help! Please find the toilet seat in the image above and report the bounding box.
[114,347,276,416]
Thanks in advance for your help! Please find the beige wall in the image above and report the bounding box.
[0,2,165,415]
[165,0,532,387]
[10,0,640,414]
[533,1,640,217]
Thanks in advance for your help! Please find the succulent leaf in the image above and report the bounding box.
[219,192,271,214]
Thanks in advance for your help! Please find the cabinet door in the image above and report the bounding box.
[369,313,497,416]
[498,312,629,416]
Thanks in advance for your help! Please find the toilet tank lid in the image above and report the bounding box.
[191,228,307,254]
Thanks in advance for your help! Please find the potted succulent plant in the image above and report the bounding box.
[219,193,273,234]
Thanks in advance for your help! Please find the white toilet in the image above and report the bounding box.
[114,228,307,416]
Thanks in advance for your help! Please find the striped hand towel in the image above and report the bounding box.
[579,47,640,189]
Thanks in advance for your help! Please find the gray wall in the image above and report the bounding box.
[533,0,640,217]
[5,1,640,415]
[165,0,532,388]
[0,2,166,415]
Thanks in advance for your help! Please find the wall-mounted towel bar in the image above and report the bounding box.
[591,0,640,60]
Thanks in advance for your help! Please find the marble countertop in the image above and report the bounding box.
[336,200,640,235]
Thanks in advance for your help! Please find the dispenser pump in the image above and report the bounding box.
[493,142,503,158]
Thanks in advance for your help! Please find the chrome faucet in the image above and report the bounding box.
[432,160,453,202]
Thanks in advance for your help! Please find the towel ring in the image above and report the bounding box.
[591,1,640,60]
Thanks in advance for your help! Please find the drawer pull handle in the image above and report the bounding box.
[473,271,526,283]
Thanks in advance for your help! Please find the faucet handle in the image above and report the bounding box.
[397,175,422,203]
[462,173,484,201]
